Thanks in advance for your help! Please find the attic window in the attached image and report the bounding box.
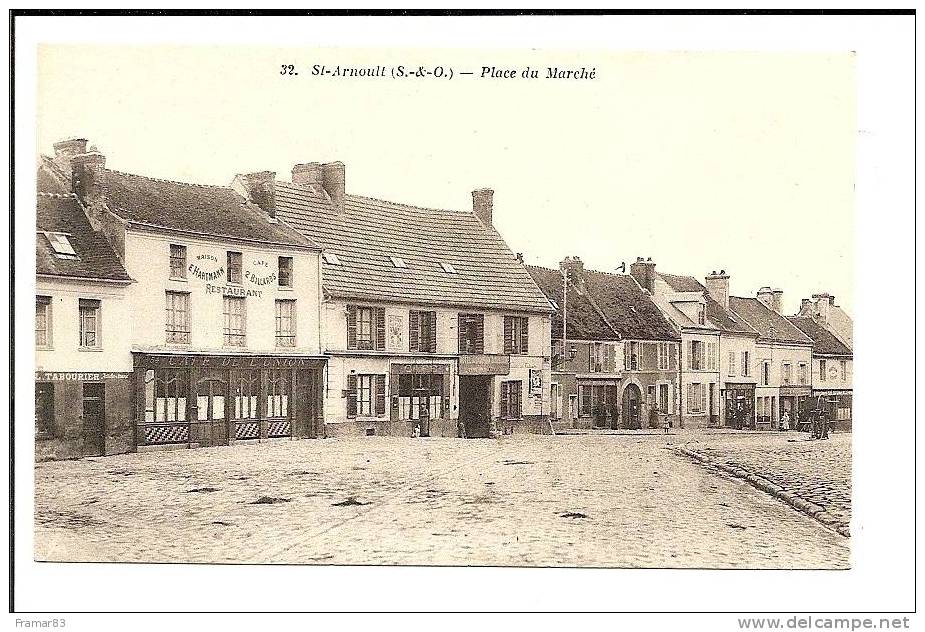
[389,256,408,269]
[45,232,78,260]
[439,262,458,274]
[323,252,341,265]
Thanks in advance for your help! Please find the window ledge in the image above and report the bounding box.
[277,286,294,292]
[168,277,188,283]
[36,345,54,351]
[78,347,104,352]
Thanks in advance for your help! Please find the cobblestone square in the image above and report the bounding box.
[34,434,849,568]
[682,431,851,533]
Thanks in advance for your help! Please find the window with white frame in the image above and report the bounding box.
[782,363,792,385]
[798,363,808,385]
[658,383,670,412]
[78,298,101,348]
[165,291,190,344]
[727,351,736,377]
[36,296,52,347]
[223,296,246,346]
[275,299,296,347]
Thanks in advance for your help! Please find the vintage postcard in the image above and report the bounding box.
[10,9,917,620]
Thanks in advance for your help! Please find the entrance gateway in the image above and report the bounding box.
[458,354,511,439]
[133,353,325,449]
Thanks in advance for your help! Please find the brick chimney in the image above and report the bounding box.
[771,288,784,314]
[52,138,88,185]
[239,171,277,220]
[472,188,493,225]
[559,256,584,284]
[292,162,324,192]
[630,257,657,293]
[704,270,730,309]
[756,287,782,313]
[322,162,346,213]
[71,150,107,228]
[812,292,834,324]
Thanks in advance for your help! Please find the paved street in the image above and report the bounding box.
[682,431,851,534]
[34,434,849,568]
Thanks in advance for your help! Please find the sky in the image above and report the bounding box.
[37,45,855,314]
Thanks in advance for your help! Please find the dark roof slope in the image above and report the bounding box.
[581,270,680,341]
[527,265,618,340]
[659,272,756,334]
[36,185,132,282]
[787,316,852,356]
[102,169,317,249]
[275,182,552,312]
[527,265,679,341]
[729,297,813,345]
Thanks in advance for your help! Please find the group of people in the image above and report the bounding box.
[779,409,830,439]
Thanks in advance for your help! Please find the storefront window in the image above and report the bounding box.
[232,369,260,419]
[578,384,616,417]
[266,369,290,418]
[145,369,189,422]
[397,374,443,420]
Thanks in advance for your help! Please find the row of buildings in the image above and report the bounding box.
[33,138,853,459]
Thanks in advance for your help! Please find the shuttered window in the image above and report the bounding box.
[409,310,437,353]
[458,313,484,354]
[741,351,751,377]
[347,305,386,351]
[728,351,736,377]
[500,381,522,420]
[503,316,529,355]
[347,373,386,418]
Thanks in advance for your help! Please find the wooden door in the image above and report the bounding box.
[81,383,105,456]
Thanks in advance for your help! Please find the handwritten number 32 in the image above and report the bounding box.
[280,64,297,76]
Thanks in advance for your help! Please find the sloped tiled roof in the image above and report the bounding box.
[101,169,317,249]
[526,265,619,340]
[787,316,852,356]
[275,182,552,312]
[527,265,679,341]
[581,269,680,341]
[729,296,813,345]
[36,167,132,282]
[659,272,756,334]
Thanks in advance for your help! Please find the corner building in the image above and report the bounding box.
[41,139,326,453]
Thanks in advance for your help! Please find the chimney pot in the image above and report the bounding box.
[322,162,346,213]
[472,188,494,225]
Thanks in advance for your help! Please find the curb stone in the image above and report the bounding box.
[675,445,849,538]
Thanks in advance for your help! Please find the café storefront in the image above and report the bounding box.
[723,382,756,429]
[133,352,326,449]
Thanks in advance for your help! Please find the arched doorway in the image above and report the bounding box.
[622,383,642,430]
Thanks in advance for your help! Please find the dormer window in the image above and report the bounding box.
[323,252,341,266]
[440,262,457,274]
[45,232,78,260]
[389,256,408,269]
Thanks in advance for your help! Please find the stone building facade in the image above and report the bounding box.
[235,163,553,438]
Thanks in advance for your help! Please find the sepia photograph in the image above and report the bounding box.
[9,9,917,622]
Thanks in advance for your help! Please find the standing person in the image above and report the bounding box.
[781,410,791,432]
[820,410,829,440]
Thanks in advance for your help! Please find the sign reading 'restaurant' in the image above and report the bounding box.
[185,253,282,296]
